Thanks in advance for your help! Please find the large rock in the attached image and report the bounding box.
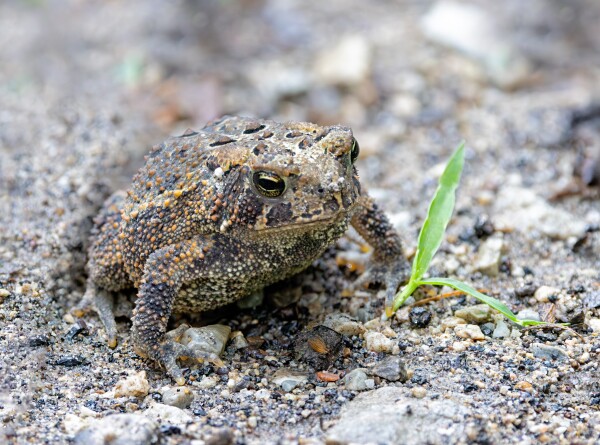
[327,387,469,444]
[74,414,159,445]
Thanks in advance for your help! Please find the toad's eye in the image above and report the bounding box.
[350,138,360,163]
[253,171,286,198]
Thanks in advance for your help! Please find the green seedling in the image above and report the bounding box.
[388,142,546,327]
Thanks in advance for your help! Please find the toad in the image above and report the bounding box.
[83,116,407,384]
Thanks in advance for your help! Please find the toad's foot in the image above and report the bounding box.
[75,281,118,348]
[350,255,410,307]
[137,340,224,386]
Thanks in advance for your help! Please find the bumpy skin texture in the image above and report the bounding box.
[84,116,408,384]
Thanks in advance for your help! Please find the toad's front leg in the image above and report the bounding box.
[350,194,410,305]
[131,237,225,385]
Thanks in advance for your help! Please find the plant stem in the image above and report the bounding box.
[390,280,420,313]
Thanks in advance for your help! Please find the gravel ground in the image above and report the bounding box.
[1,1,599,444]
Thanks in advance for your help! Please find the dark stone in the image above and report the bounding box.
[409,307,432,328]
[372,356,409,382]
[293,325,344,370]
[29,335,50,347]
[54,355,87,367]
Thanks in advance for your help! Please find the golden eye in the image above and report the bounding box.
[252,171,286,198]
[350,138,360,163]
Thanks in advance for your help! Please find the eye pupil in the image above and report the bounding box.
[253,171,286,197]
[350,138,360,163]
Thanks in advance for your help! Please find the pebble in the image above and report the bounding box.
[454,324,485,340]
[195,375,218,390]
[514,381,534,393]
[454,304,492,324]
[316,371,339,382]
[178,324,231,357]
[160,386,194,409]
[534,286,560,303]
[372,356,410,382]
[114,371,150,399]
[452,341,467,352]
[314,36,371,86]
[516,308,541,321]
[63,414,90,436]
[531,343,569,362]
[272,368,308,392]
[230,331,249,350]
[74,414,158,445]
[343,368,369,391]
[441,316,467,329]
[587,318,600,333]
[473,236,505,276]
[409,307,432,327]
[143,403,192,426]
[481,323,494,336]
[492,317,511,338]
[411,386,427,399]
[323,313,365,336]
[364,331,397,354]
[0,288,10,300]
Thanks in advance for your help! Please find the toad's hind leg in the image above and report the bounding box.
[76,191,133,348]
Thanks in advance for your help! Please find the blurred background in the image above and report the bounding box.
[3,0,600,137]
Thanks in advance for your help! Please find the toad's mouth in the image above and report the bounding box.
[252,211,351,233]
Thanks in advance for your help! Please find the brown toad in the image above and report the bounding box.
[83,116,407,384]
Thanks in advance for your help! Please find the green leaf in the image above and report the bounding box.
[410,142,465,282]
[418,277,546,327]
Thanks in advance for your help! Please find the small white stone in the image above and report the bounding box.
[323,313,365,336]
[63,413,90,436]
[473,236,505,277]
[247,416,258,428]
[452,341,467,352]
[195,375,218,390]
[114,371,150,399]
[411,386,427,399]
[363,331,396,353]
[454,324,485,340]
[441,316,467,329]
[516,308,540,322]
[160,386,195,409]
[492,317,511,338]
[454,304,492,324]
[214,167,224,178]
[254,389,271,400]
[144,403,192,426]
[534,286,560,303]
[588,318,600,332]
